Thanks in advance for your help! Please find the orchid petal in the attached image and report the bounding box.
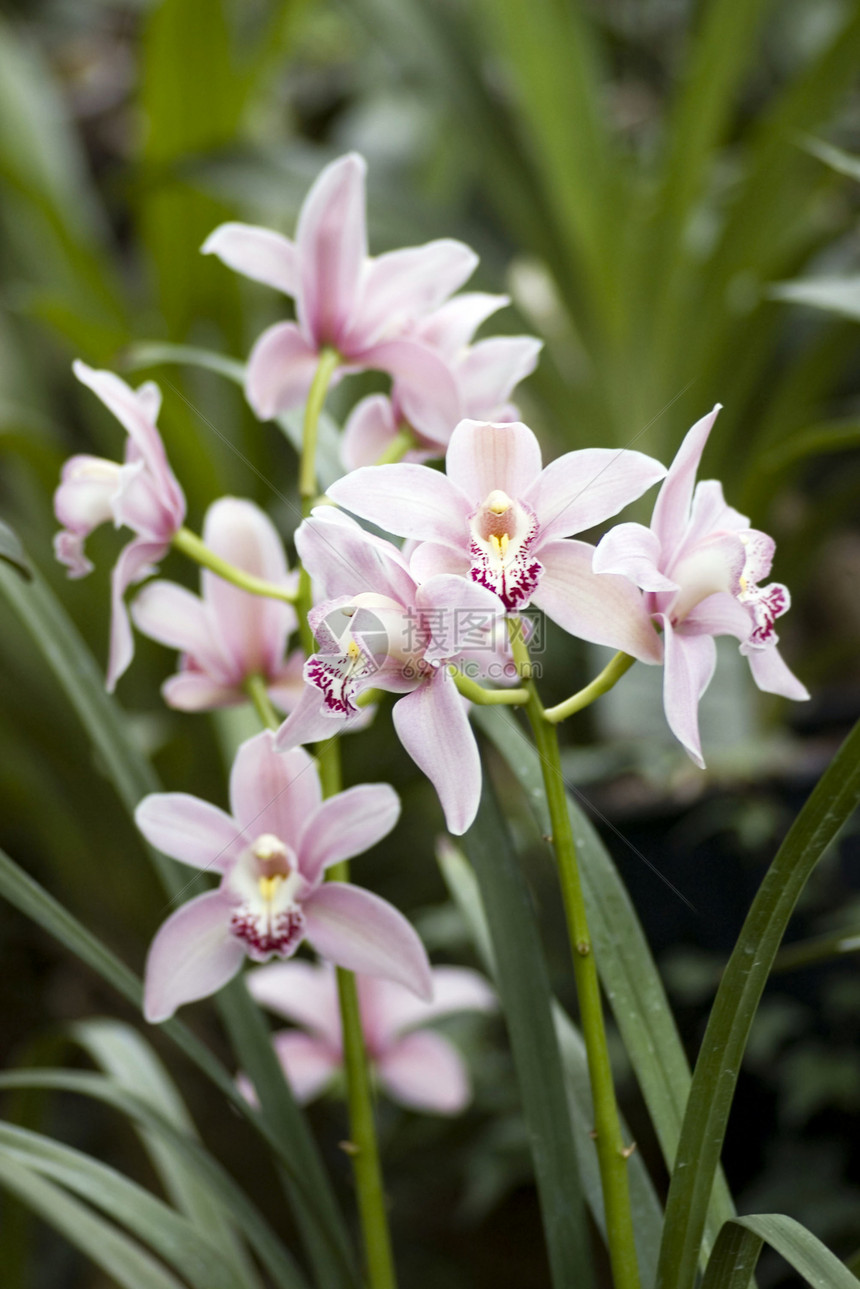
[528,448,667,543]
[746,645,810,701]
[247,960,341,1043]
[296,153,367,347]
[135,793,246,871]
[162,672,242,711]
[229,731,322,841]
[660,617,717,768]
[392,671,481,835]
[445,419,543,502]
[377,1030,470,1114]
[458,336,542,415]
[303,883,432,1001]
[685,479,749,547]
[54,454,120,534]
[271,1031,339,1103]
[131,580,229,678]
[143,890,243,1023]
[299,784,401,884]
[245,321,326,420]
[416,293,510,359]
[296,508,416,604]
[201,222,299,296]
[360,338,460,444]
[328,464,468,548]
[274,685,354,751]
[651,405,722,551]
[682,590,753,641]
[341,395,400,471]
[416,574,504,663]
[371,966,496,1041]
[592,521,677,591]
[408,540,470,584]
[201,497,296,678]
[535,541,663,663]
[348,239,478,349]
[54,530,93,578]
[107,537,166,691]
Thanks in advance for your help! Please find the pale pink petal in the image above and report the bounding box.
[112,460,177,539]
[135,382,162,425]
[372,966,496,1042]
[131,580,229,678]
[341,395,400,471]
[651,406,722,552]
[392,671,481,835]
[445,419,543,503]
[416,574,504,663]
[271,1031,339,1103]
[107,537,166,691]
[684,479,749,548]
[348,240,478,349]
[328,464,468,548]
[458,337,542,416]
[135,793,247,871]
[245,322,324,420]
[54,529,93,579]
[745,645,810,701]
[296,153,367,347]
[360,338,460,445]
[660,617,717,768]
[201,498,296,678]
[415,293,510,359]
[162,672,242,711]
[408,540,470,584]
[593,521,677,591]
[528,449,667,543]
[54,454,120,534]
[229,731,321,841]
[201,223,298,296]
[143,890,244,1022]
[274,684,353,750]
[299,784,401,884]
[247,960,340,1043]
[303,883,432,1001]
[296,508,416,604]
[535,541,663,663]
[377,1030,470,1114]
[682,590,753,641]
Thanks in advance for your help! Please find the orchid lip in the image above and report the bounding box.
[468,492,542,612]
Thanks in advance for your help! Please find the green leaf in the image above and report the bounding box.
[475,706,737,1265]
[462,778,595,1289]
[802,136,860,185]
[0,1068,309,1289]
[759,419,860,473]
[0,1123,250,1289]
[770,277,860,322]
[700,1214,860,1289]
[656,717,860,1289]
[0,518,31,580]
[0,1152,186,1289]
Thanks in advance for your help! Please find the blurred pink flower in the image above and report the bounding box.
[131,496,304,713]
[341,292,542,468]
[246,960,496,1114]
[593,405,809,765]
[53,361,186,690]
[137,731,430,1022]
[329,417,666,661]
[203,153,475,428]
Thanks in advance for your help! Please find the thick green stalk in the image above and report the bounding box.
[173,528,297,604]
[508,620,641,1289]
[543,652,635,724]
[450,667,530,706]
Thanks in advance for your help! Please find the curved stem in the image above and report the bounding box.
[299,346,341,507]
[449,668,530,706]
[173,528,297,604]
[543,651,635,724]
[508,619,641,1289]
[373,425,417,466]
[243,674,280,732]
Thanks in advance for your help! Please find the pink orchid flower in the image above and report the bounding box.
[245,961,496,1114]
[131,496,304,713]
[275,509,513,836]
[593,405,809,765]
[54,361,186,691]
[137,730,431,1022]
[202,153,475,430]
[341,292,542,468]
[328,418,666,661]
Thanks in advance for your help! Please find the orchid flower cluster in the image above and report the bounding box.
[52,151,809,1285]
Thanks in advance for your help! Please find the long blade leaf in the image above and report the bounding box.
[700,1214,860,1289]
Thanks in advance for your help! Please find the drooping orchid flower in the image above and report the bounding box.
[131,497,304,713]
[202,153,476,436]
[275,509,513,836]
[53,362,186,690]
[137,731,431,1022]
[328,418,666,661]
[592,405,809,765]
[244,961,496,1114]
[341,292,542,468]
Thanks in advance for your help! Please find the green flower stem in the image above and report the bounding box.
[172,528,297,604]
[450,668,530,706]
[294,346,398,1289]
[243,674,280,732]
[542,652,635,724]
[373,425,417,466]
[508,618,641,1289]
